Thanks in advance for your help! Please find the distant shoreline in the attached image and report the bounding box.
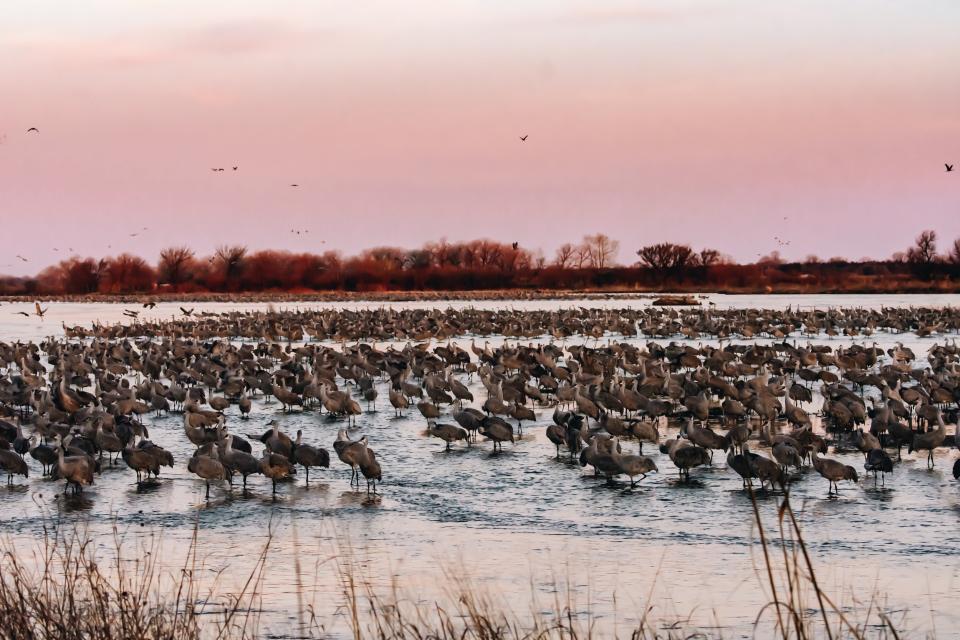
[2,284,960,304]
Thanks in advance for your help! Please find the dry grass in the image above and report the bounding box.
[0,500,910,640]
[0,520,269,640]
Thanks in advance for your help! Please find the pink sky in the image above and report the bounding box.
[1,0,958,275]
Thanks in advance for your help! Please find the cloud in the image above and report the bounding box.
[544,2,726,27]
[2,19,325,68]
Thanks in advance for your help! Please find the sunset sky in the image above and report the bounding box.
[1,0,958,275]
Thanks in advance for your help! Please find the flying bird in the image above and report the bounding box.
[290,184,299,187]
[180,307,194,316]
[15,255,27,262]
[232,166,238,171]
[142,301,156,309]
[34,303,47,318]
[947,164,955,172]
[122,309,140,318]
[26,127,39,133]
[519,135,528,141]
[14,311,30,317]
[511,242,519,250]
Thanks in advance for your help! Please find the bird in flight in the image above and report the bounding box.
[947,164,955,172]
[122,309,140,318]
[290,184,299,187]
[142,301,156,309]
[14,311,30,317]
[519,135,528,142]
[180,307,194,316]
[26,127,39,133]
[232,166,238,171]
[511,242,519,250]
[15,255,27,262]
[34,302,47,318]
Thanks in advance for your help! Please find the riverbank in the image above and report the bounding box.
[3,280,960,304]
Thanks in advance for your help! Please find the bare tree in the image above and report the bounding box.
[636,243,695,270]
[582,234,619,268]
[906,230,938,265]
[950,238,960,265]
[214,245,248,281]
[554,243,576,268]
[572,245,591,269]
[158,246,195,286]
[696,248,722,267]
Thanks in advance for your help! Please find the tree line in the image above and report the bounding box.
[2,231,960,295]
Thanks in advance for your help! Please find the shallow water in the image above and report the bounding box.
[2,294,960,637]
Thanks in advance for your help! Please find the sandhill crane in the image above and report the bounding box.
[479,415,514,452]
[188,450,226,499]
[260,450,295,495]
[427,421,469,450]
[909,412,947,468]
[628,418,659,454]
[389,386,409,416]
[852,428,881,459]
[136,440,173,478]
[680,417,728,461]
[184,411,223,449]
[333,430,368,485]
[358,447,382,494]
[772,441,802,473]
[447,372,473,406]
[238,392,252,419]
[272,383,303,412]
[812,451,858,495]
[122,440,159,485]
[864,448,894,486]
[453,408,484,441]
[56,440,95,494]
[220,435,261,489]
[545,422,566,458]
[659,438,710,482]
[729,444,784,491]
[609,443,657,487]
[509,402,535,434]
[0,448,28,484]
[293,430,330,483]
[573,387,600,423]
[29,436,57,475]
[417,401,441,420]
[249,420,293,460]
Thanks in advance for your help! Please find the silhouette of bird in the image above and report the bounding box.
[16,255,27,262]
[947,164,955,172]
[13,312,29,317]
[519,135,528,141]
[232,166,238,171]
[290,184,299,187]
[180,307,194,316]
[26,127,39,133]
[511,242,519,250]
[34,303,47,318]
[142,301,156,309]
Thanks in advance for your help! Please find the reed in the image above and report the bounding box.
[0,520,268,640]
[0,505,909,640]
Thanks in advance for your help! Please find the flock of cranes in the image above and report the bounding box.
[1,305,960,505]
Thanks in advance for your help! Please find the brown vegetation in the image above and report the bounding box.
[0,493,905,640]
[3,231,960,296]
